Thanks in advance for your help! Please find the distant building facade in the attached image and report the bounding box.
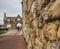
[4,13,22,29]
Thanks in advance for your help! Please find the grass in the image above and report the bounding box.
[0,30,6,35]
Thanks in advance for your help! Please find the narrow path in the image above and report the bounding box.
[0,29,23,36]
[0,35,27,49]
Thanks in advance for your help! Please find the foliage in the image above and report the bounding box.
[0,30,6,35]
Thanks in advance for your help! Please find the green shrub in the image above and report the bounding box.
[0,30,6,35]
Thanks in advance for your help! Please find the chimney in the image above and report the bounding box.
[4,13,6,17]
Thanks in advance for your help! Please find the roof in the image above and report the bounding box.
[0,24,4,25]
[5,15,22,19]
[6,17,16,19]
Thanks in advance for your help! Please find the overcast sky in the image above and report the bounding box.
[0,0,22,24]
[0,0,22,16]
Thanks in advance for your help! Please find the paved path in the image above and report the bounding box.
[0,29,27,49]
[0,35,27,49]
[0,29,23,36]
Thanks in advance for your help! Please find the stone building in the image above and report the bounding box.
[22,0,60,49]
[4,13,22,29]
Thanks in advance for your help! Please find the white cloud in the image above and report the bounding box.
[0,0,22,24]
[0,0,22,16]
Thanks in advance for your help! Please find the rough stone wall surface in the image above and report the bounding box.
[22,0,60,49]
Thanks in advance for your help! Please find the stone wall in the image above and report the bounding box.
[22,0,60,49]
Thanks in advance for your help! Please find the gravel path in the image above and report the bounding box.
[0,29,23,36]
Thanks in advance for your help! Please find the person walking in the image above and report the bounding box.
[16,23,22,31]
